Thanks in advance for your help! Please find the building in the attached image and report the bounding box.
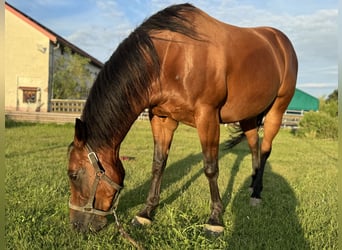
[5,2,103,112]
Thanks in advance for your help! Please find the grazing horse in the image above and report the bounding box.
[67,3,297,234]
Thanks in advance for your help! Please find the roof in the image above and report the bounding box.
[5,2,104,68]
[287,88,319,111]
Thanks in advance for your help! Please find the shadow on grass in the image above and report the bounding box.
[218,140,309,248]
[116,139,249,222]
[116,139,251,221]
[226,163,310,249]
[221,140,250,209]
[5,118,37,128]
[117,152,203,211]
[5,145,68,159]
[5,117,74,129]
[116,141,229,219]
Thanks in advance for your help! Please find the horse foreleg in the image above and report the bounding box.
[196,110,224,234]
[203,158,224,234]
[133,116,178,226]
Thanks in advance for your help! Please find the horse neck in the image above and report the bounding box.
[96,144,125,185]
[82,79,150,151]
[114,104,147,147]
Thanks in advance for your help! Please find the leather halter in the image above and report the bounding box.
[69,144,123,216]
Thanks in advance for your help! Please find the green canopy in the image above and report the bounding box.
[287,88,319,111]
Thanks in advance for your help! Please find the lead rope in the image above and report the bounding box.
[113,210,145,250]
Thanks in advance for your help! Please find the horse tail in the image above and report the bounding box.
[224,112,265,149]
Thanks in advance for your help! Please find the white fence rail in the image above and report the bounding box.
[50,99,149,120]
[51,99,85,113]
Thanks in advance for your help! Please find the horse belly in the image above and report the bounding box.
[219,102,267,123]
[219,86,278,123]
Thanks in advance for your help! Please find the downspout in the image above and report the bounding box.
[47,41,59,112]
[16,75,19,111]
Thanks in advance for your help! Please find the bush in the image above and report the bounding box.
[297,111,338,139]
[320,99,338,117]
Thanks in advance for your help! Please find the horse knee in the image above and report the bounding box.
[152,158,167,175]
[204,162,218,178]
[152,165,164,177]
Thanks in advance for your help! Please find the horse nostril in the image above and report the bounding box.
[71,221,84,232]
[72,222,79,229]
[89,225,97,233]
[72,222,91,233]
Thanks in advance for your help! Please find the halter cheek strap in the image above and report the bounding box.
[69,144,123,216]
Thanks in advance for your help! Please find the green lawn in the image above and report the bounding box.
[5,120,338,249]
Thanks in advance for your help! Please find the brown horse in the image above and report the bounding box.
[67,3,297,234]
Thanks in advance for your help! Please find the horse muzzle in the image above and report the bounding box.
[70,209,108,232]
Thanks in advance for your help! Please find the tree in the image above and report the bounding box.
[326,89,338,103]
[52,47,92,99]
[321,89,338,117]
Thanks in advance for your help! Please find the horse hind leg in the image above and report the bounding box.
[250,97,290,205]
[239,119,262,206]
[132,116,178,226]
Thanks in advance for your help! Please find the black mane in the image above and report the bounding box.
[82,3,200,149]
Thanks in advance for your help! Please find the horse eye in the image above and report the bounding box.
[68,172,78,181]
[68,168,86,182]
[68,171,79,181]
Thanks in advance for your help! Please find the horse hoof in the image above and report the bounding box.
[204,224,224,236]
[131,215,152,227]
[250,197,262,206]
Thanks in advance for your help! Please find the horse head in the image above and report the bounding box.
[67,119,124,232]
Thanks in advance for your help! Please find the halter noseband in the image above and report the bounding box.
[69,144,123,216]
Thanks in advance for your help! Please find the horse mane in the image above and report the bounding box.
[82,3,201,149]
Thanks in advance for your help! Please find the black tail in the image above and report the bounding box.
[224,112,265,149]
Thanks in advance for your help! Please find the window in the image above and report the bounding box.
[19,87,38,103]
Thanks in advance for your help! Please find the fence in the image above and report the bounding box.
[282,110,305,128]
[51,99,85,113]
[50,99,149,120]
[6,100,304,126]
[5,111,80,124]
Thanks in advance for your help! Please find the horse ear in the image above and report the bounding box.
[74,118,87,147]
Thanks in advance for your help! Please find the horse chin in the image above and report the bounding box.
[70,210,108,233]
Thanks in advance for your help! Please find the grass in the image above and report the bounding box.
[5,120,338,249]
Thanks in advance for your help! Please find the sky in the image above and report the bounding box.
[7,0,338,98]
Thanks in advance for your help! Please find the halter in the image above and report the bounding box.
[69,144,123,216]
